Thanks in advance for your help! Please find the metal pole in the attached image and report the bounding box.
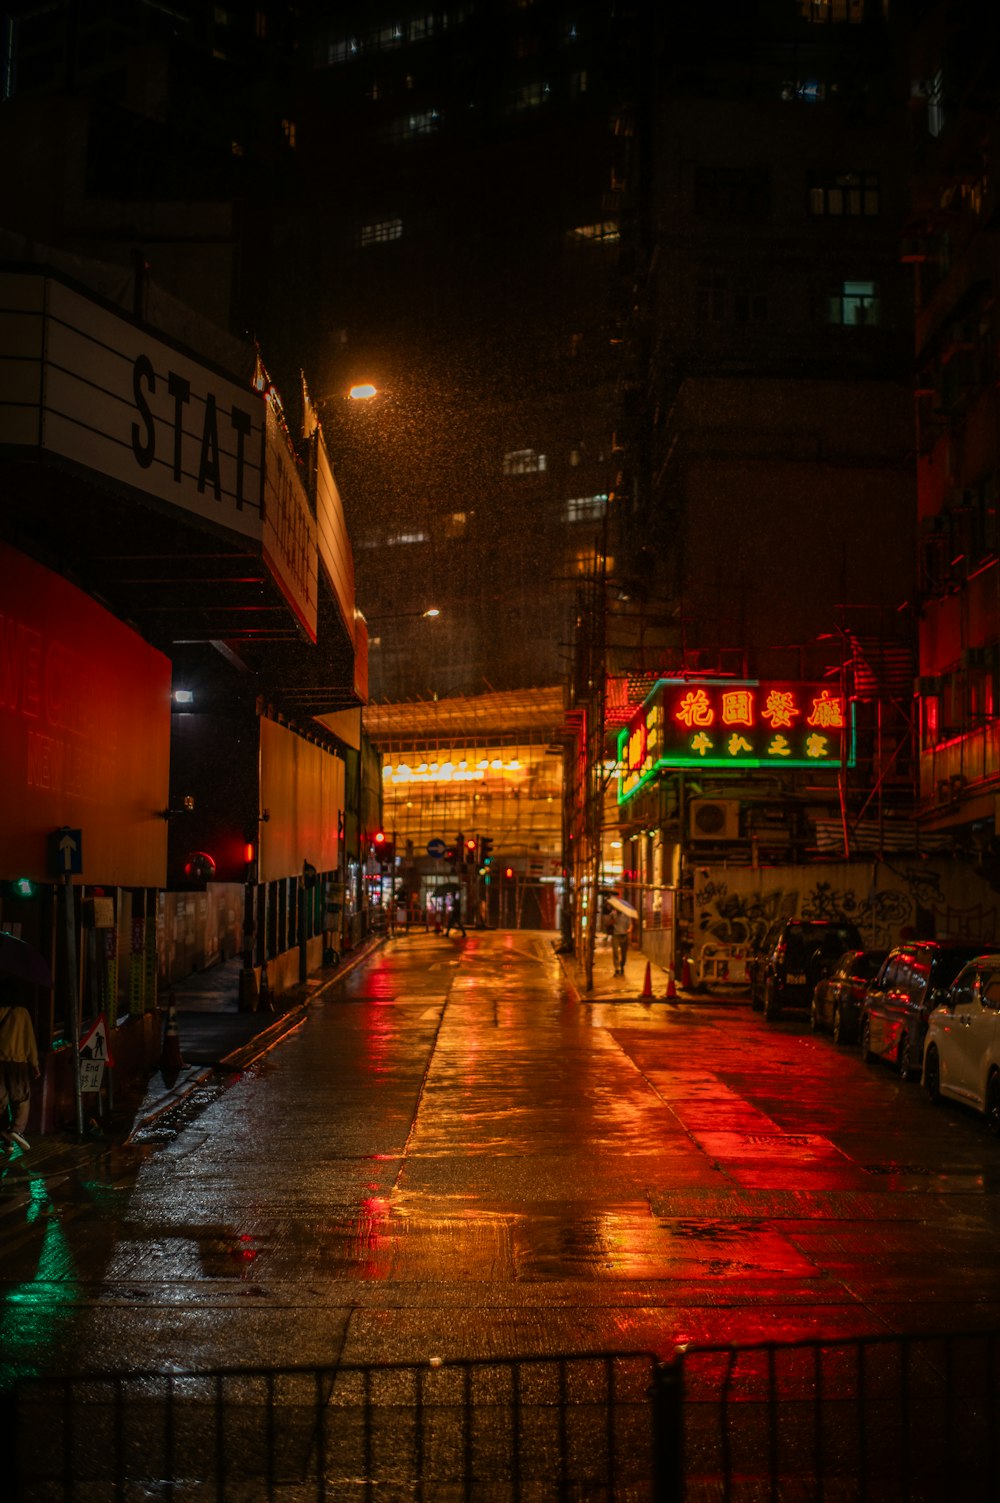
[63,873,83,1137]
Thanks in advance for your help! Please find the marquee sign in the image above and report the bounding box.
[617,678,854,803]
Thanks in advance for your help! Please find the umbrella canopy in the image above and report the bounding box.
[0,931,54,988]
[608,896,638,920]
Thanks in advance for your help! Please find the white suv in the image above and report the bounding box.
[923,956,1000,1132]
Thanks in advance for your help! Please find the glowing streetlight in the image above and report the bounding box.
[348,383,378,401]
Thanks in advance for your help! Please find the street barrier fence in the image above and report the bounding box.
[5,1328,999,1500]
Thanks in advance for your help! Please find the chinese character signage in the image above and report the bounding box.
[617,679,853,803]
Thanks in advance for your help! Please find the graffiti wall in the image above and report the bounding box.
[692,860,1000,964]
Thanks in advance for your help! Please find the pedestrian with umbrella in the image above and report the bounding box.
[0,933,51,1154]
[608,896,638,977]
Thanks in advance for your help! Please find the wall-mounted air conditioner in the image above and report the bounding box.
[689,798,740,842]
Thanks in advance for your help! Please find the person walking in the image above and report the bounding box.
[611,906,631,976]
[0,982,40,1153]
[444,897,466,938]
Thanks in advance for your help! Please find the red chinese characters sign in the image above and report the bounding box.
[618,679,852,802]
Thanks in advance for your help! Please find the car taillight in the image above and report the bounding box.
[774,942,786,964]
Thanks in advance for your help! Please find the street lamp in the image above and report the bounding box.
[348,383,378,401]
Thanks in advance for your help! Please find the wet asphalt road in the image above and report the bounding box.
[3,928,1000,1385]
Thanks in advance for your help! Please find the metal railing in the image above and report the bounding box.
[7,1329,999,1501]
[6,1350,681,1502]
[681,1329,1000,1501]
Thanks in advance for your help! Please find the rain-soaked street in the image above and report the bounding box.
[4,927,1000,1393]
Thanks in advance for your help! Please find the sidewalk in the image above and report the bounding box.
[125,938,386,1139]
[555,932,691,1004]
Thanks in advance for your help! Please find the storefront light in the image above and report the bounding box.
[491,758,503,770]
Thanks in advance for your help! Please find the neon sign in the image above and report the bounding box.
[617,679,854,803]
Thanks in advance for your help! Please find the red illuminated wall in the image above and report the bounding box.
[0,543,171,886]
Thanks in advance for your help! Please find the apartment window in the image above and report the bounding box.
[360,217,403,246]
[397,109,440,139]
[281,118,296,148]
[696,273,727,323]
[567,220,619,243]
[503,449,547,475]
[569,70,588,96]
[781,78,827,103]
[386,531,429,546]
[798,0,864,21]
[694,166,771,221]
[809,172,879,217]
[445,512,468,536]
[564,494,608,523]
[328,37,359,63]
[733,284,768,324]
[827,280,880,326]
[509,80,548,112]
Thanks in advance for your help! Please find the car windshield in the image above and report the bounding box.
[784,926,856,965]
[856,951,885,978]
[931,948,984,989]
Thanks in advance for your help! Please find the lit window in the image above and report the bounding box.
[510,81,547,111]
[360,218,403,246]
[798,0,864,21]
[503,449,547,475]
[564,494,608,522]
[568,220,620,243]
[781,79,827,103]
[282,118,296,148]
[570,70,588,96]
[386,531,429,545]
[828,280,880,326]
[401,109,440,139]
[446,512,468,536]
[808,172,879,217]
[328,37,359,64]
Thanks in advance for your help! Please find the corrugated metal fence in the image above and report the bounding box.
[5,1329,999,1501]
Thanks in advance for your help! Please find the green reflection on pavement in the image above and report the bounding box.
[0,1173,81,1389]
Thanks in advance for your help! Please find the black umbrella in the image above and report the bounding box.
[0,931,54,988]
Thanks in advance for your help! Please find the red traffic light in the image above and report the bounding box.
[374,831,386,846]
[505,867,513,879]
[464,837,476,852]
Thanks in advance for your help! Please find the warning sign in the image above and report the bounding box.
[79,1012,114,1092]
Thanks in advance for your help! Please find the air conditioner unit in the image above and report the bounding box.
[689,798,740,841]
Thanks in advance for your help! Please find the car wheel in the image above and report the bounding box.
[764,979,782,1022]
[860,1015,873,1063]
[986,1071,1000,1136]
[924,1045,941,1104]
[832,1004,845,1045]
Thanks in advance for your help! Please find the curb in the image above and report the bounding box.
[126,935,387,1139]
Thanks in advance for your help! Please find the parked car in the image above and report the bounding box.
[809,949,887,1043]
[860,941,984,1080]
[752,918,863,1021]
[922,955,1000,1132]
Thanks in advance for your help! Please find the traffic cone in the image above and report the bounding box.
[664,969,678,1000]
[641,961,653,999]
[160,992,184,1075]
[680,956,693,990]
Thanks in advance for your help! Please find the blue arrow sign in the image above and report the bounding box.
[49,826,83,876]
[427,838,446,859]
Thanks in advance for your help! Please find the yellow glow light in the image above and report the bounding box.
[349,383,378,400]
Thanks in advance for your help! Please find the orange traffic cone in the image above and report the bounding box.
[641,961,653,999]
[664,970,678,1000]
[680,956,693,990]
[160,992,184,1074]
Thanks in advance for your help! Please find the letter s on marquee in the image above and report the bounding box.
[131,354,156,468]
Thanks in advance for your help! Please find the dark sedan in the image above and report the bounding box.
[809,949,887,1043]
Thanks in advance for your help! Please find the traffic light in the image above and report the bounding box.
[479,836,493,867]
[464,835,477,866]
[373,832,395,866]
